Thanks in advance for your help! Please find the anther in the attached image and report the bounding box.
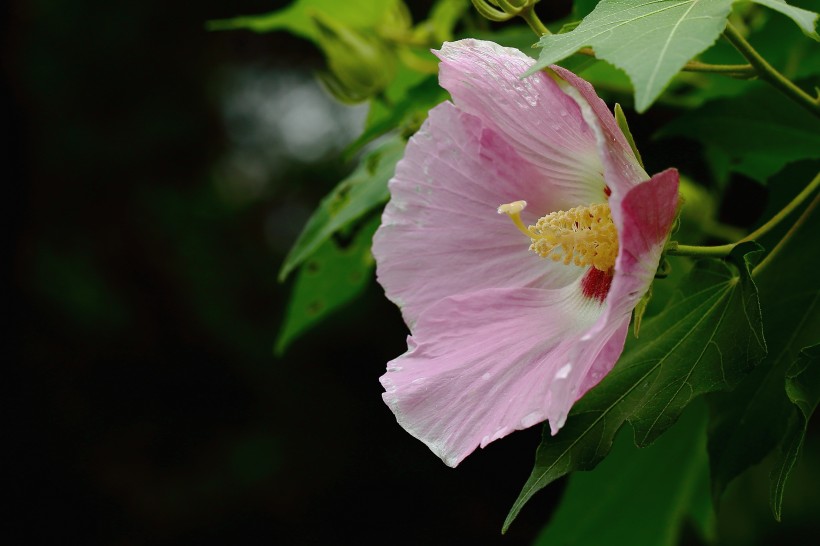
[499,200,619,271]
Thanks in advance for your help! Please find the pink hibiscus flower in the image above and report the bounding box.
[373,39,679,467]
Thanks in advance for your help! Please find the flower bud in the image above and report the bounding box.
[311,11,396,103]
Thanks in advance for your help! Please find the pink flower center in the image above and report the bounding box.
[498,200,619,271]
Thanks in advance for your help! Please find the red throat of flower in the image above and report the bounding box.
[581,267,614,303]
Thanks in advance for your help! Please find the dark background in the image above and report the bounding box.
[6,1,817,544]
[7,1,560,544]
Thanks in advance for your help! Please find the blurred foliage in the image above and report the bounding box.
[275,214,381,355]
[10,0,820,544]
[659,84,820,185]
[278,137,405,281]
[534,401,714,546]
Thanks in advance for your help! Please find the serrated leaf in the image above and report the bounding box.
[503,243,766,532]
[534,401,713,546]
[279,137,405,281]
[275,215,380,354]
[658,83,820,184]
[771,344,820,519]
[206,0,397,41]
[706,191,819,511]
[526,0,736,112]
[752,0,819,40]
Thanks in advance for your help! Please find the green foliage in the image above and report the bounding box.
[682,5,820,106]
[275,215,381,354]
[503,244,766,532]
[527,0,818,111]
[311,10,398,103]
[208,1,411,103]
[214,0,820,538]
[349,0,467,152]
[707,194,819,518]
[751,0,819,39]
[533,401,714,546]
[279,137,405,281]
[346,73,448,157]
[206,0,398,41]
[527,0,737,111]
[421,0,470,42]
[658,83,820,184]
[771,344,820,519]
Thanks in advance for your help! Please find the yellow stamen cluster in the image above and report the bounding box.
[498,201,618,271]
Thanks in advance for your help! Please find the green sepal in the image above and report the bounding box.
[614,103,644,169]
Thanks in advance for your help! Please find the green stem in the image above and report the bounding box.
[575,47,754,78]
[680,60,755,77]
[519,6,550,36]
[723,23,820,119]
[667,242,735,258]
[753,192,819,278]
[668,171,820,258]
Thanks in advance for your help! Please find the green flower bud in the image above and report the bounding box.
[311,11,396,104]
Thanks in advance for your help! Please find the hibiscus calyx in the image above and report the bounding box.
[498,200,619,271]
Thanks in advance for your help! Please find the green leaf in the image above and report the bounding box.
[705,322,807,508]
[681,5,820,106]
[771,344,820,519]
[344,60,434,157]
[279,136,405,281]
[527,0,736,112]
[534,401,713,546]
[206,0,397,41]
[705,186,819,516]
[657,83,820,184]
[751,0,819,40]
[503,243,766,532]
[785,345,820,426]
[275,215,380,355]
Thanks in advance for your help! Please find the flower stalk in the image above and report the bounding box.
[572,46,755,78]
[668,171,820,258]
[722,23,820,119]
[753,191,819,277]
[519,5,550,36]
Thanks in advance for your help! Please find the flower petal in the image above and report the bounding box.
[551,65,648,209]
[380,284,618,467]
[375,39,680,467]
[373,101,583,327]
[541,169,679,432]
[436,40,606,209]
[608,168,680,319]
